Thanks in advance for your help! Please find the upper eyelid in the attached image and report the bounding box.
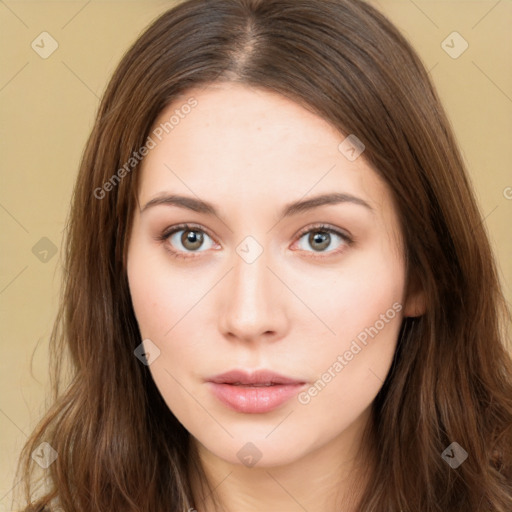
[164,223,215,239]
[294,222,352,239]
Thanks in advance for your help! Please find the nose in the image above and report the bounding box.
[217,246,289,344]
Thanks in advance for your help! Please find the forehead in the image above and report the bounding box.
[138,82,388,215]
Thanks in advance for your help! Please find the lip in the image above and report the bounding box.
[206,369,307,414]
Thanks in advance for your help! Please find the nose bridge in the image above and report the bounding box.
[218,239,286,341]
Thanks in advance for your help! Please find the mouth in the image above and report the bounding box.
[206,369,307,413]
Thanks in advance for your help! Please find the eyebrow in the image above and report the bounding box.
[140,192,374,218]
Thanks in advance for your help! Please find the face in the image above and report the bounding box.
[127,82,424,468]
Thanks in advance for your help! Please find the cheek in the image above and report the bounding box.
[291,242,405,407]
[129,271,182,338]
[297,245,405,346]
[127,243,217,404]
[295,265,404,439]
[127,249,203,413]
[127,240,199,340]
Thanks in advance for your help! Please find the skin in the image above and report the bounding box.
[126,82,425,512]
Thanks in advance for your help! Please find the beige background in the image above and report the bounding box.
[0,1,511,510]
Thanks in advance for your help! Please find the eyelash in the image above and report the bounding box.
[156,222,354,260]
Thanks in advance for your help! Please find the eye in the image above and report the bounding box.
[292,224,353,257]
[158,223,217,258]
[157,222,353,260]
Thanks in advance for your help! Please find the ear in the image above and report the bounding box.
[403,274,427,317]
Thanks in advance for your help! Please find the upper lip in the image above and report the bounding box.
[207,369,306,386]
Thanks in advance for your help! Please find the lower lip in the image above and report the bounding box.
[208,382,305,413]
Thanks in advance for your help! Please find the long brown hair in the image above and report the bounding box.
[15,0,512,510]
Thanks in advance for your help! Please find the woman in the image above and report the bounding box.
[15,0,512,510]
